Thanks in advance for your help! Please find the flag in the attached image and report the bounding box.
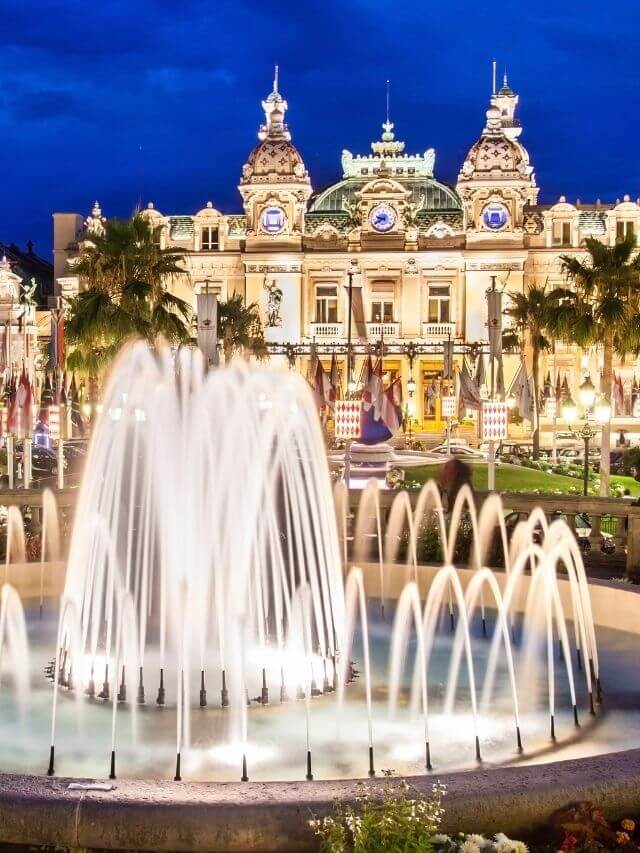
[364,358,384,420]
[381,378,403,434]
[496,358,505,398]
[487,288,503,360]
[56,310,65,370]
[474,355,486,391]
[328,352,340,407]
[544,371,552,398]
[11,368,32,438]
[312,358,331,409]
[443,339,454,380]
[614,373,625,415]
[196,292,218,367]
[511,360,533,421]
[458,359,482,416]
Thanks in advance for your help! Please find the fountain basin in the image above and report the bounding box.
[0,568,638,849]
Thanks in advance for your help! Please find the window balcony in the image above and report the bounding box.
[366,322,400,339]
[309,322,343,338]
[422,321,456,338]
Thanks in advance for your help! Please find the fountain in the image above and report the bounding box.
[0,340,638,850]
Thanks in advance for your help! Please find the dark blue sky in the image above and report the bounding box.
[1,0,639,257]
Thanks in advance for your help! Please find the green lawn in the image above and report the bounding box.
[402,463,640,496]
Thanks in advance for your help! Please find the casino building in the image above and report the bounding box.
[52,70,640,438]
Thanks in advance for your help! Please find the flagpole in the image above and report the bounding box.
[344,270,354,487]
[487,276,497,492]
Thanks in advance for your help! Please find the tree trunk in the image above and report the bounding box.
[599,329,614,497]
[532,344,540,460]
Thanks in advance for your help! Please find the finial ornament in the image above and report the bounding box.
[503,70,508,88]
[492,59,497,96]
[273,64,279,95]
[386,79,390,125]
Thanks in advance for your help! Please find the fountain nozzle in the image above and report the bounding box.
[550,714,556,741]
[322,659,330,693]
[156,668,165,705]
[306,750,313,781]
[425,741,432,771]
[137,667,145,704]
[368,745,375,778]
[261,668,269,705]
[86,662,95,699]
[241,754,248,782]
[109,750,116,780]
[117,666,127,702]
[199,670,207,707]
[279,668,288,703]
[475,735,482,763]
[516,725,523,753]
[221,670,229,707]
[47,745,55,776]
[98,664,110,700]
[174,753,181,782]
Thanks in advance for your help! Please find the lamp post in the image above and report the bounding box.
[562,375,611,497]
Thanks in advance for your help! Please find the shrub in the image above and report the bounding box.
[622,446,640,477]
[310,775,446,853]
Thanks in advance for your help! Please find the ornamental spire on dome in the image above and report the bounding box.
[258,65,291,142]
[490,68,521,139]
[371,79,406,157]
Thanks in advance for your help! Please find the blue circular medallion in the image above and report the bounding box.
[482,202,509,230]
[260,206,286,234]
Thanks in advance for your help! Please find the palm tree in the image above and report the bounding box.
[504,283,572,459]
[216,294,268,363]
[66,214,192,395]
[560,232,640,495]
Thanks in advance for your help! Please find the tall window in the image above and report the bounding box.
[201,226,219,250]
[427,284,450,323]
[315,285,338,323]
[617,220,635,241]
[370,299,394,323]
[553,221,572,246]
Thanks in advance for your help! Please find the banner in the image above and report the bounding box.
[196,293,218,367]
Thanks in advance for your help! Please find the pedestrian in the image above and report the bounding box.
[439,458,473,512]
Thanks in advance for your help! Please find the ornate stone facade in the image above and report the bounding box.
[52,71,640,436]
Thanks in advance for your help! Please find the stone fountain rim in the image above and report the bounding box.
[1,748,640,852]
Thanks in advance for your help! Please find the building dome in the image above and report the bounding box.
[309,174,460,213]
[459,106,533,182]
[243,137,308,183]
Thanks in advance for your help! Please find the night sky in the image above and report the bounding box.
[1,0,639,257]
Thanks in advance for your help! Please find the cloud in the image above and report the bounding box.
[9,89,93,123]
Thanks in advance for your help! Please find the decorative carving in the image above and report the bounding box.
[263,278,283,327]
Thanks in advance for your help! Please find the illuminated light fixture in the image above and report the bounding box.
[94,403,104,415]
[506,393,516,410]
[406,375,416,395]
[562,395,578,424]
[595,397,612,424]
[82,402,92,417]
[347,378,357,395]
[579,375,596,408]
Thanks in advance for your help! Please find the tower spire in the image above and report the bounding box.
[503,69,508,88]
[386,79,390,124]
[273,64,279,95]
[492,59,497,96]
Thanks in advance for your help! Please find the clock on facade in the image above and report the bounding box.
[369,203,397,233]
[482,202,510,230]
[260,206,286,234]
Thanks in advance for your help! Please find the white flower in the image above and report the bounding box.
[459,840,481,853]
[433,834,451,844]
[493,834,528,853]
[466,834,487,847]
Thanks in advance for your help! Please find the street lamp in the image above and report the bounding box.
[407,375,416,395]
[562,375,611,496]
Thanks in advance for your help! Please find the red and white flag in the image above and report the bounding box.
[10,369,32,438]
[381,378,402,433]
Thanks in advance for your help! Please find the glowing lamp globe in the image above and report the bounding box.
[595,398,612,424]
[562,397,578,424]
[579,375,596,408]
